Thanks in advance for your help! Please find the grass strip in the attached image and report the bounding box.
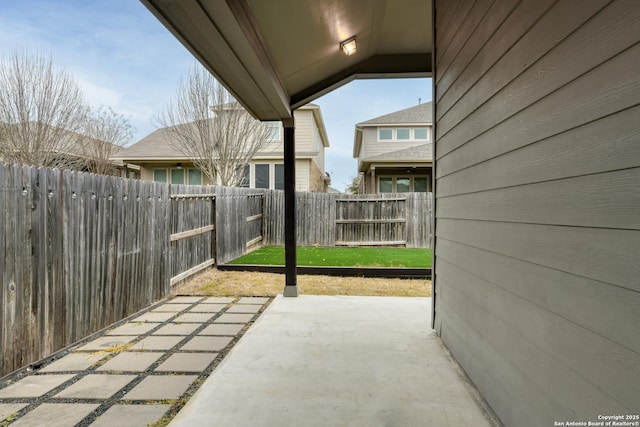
[227,246,432,268]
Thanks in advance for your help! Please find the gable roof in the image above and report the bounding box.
[112,103,329,161]
[111,126,185,160]
[357,102,432,126]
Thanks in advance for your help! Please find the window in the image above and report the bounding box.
[171,168,184,184]
[188,169,202,185]
[414,177,428,192]
[378,127,430,141]
[379,177,393,193]
[396,177,410,192]
[153,169,167,182]
[274,164,285,190]
[240,165,250,188]
[414,128,428,140]
[379,129,393,140]
[266,122,281,141]
[396,128,410,140]
[255,164,270,188]
[379,176,430,193]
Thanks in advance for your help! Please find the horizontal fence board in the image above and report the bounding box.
[170,225,215,242]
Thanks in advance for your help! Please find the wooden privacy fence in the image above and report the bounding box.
[0,164,170,377]
[169,193,215,286]
[0,161,431,377]
[263,191,432,248]
[335,197,407,246]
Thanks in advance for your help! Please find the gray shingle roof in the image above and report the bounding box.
[358,102,432,126]
[363,143,433,162]
[112,126,186,159]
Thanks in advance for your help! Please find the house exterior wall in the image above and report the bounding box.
[308,158,327,192]
[433,0,640,425]
[360,126,431,160]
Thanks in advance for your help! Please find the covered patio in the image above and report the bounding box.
[141,0,640,425]
[170,295,497,426]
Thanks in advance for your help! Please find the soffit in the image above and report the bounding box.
[141,0,432,120]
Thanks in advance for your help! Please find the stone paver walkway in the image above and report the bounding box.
[0,296,271,426]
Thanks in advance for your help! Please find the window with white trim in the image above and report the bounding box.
[153,169,167,183]
[255,164,270,188]
[265,122,281,141]
[378,176,430,193]
[377,127,430,142]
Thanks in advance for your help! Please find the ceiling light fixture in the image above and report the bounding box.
[340,37,357,56]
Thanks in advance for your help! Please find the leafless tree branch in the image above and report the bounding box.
[0,50,87,169]
[157,64,271,186]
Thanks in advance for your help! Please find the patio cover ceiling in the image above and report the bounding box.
[141,0,432,121]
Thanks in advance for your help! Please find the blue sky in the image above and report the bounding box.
[0,0,431,191]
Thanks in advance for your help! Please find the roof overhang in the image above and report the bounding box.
[141,0,432,121]
[359,159,432,173]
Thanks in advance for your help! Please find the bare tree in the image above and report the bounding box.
[158,64,271,186]
[0,50,87,168]
[81,106,134,175]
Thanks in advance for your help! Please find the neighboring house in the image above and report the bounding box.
[0,122,137,178]
[353,102,432,194]
[112,103,330,192]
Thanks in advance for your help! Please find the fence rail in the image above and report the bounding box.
[1,162,432,377]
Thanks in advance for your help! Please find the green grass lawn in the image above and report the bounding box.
[227,246,432,268]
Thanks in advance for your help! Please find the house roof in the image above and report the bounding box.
[358,102,432,126]
[140,0,432,121]
[111,127,185,160]
[358,143,432,172]
[112,104,328,162]
[363,143,433,162]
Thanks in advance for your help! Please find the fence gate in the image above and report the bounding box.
[169,193,216,286]
[335,197,407,246]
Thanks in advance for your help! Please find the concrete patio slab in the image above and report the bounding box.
[152,323,201,336]
[130,336,184,351]
[226,304,262,314]
[188,303,226,313]
[132,312,175,322]
[0,375,75,398]
[123,375,196,400]
[198,324,244,336]
[90,404,171,427]
[0,403,27,419]
[170,297,203,303]
[173,312,215,323]
[151,303,192,312]
[203,297,234,304]
[39,352,106,373]
[237,297,269,304]
[155,353,218,372]
[106,322,160,336]
[75,335,137,352]
[10,403,98,427]
[96,352,164,372]
[180,336,233,352]
[214,313,253,323]
[55,374,136,399]
[170,296,496,427]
